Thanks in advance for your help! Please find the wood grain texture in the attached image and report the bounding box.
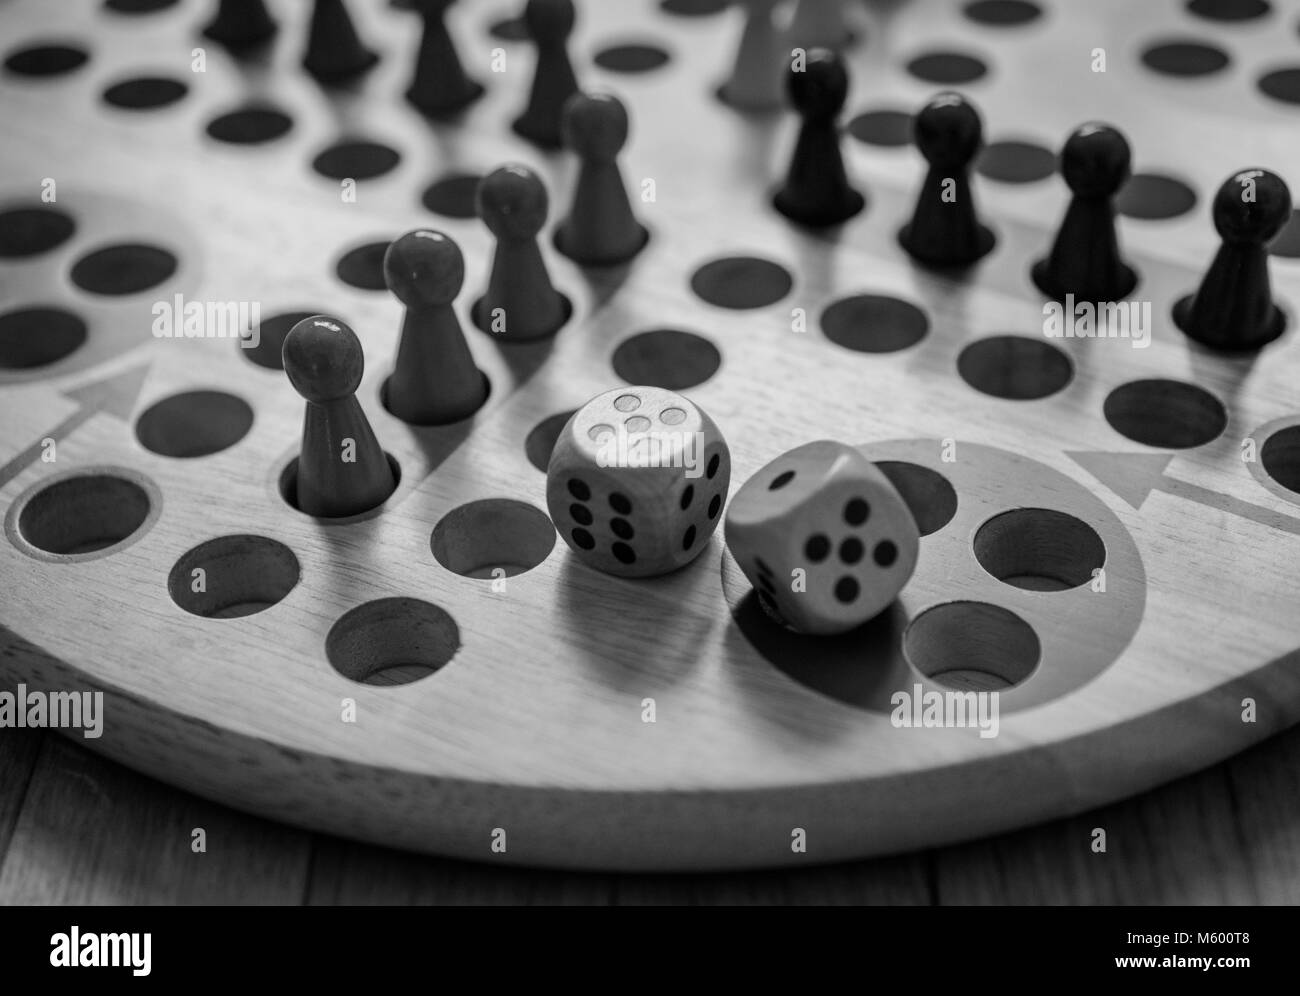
[0,734,312,905]
[8,729,1300,904]
[2,0,1300,871]
[0,730,42,866]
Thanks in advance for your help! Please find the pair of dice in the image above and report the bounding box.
[546,387,919,634]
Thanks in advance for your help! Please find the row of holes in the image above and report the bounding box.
[86,376,1300,503]
[6,459,1105,692]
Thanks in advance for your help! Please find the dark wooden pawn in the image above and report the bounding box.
[1032,123,1138,302]
[202,0,277,51]
[1174,169,1291,351]
[283,316,395,518]
[718,0,784,113]
[405,0,484,118]
[302,0,377,84]
[772,48,863,227]
[898,92,995,267]
[554,92,649,266]
[512,0,579,148]
[473,166,570,340]
[383,230,489,425]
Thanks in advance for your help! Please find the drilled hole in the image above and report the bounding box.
[168,534,298,618]
[326,597,459,686]
[15,471,153,556]
[135,390,253,457]
[431,499,556,578]
[904,601,1039,690]
[876,461,958,537]
[973,508,1105,591]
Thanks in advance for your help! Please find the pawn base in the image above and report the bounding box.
[1172,294,1287,352]
[1031,258,1139,304]
[203,19,278,52]
[406,80,485,119]
[511,114,564,150]
[772,186,865,229]
[554,222,650,268]
[471,293,572,341]
[304,49,379,85]
[898,222,996,268]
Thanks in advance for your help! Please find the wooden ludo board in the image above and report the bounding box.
[3,0,1300,870]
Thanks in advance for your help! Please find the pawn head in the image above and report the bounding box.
[383,229,465,307]
[787,48,849,120]
[1212,169,1292,245]
[283,316,364,404]
[562,92,628,160]
[477,164,549,240]
[914,92,983,168]
[1060,123,1131,198]
[524,0,575,43]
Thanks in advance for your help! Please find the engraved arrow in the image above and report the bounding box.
[0,364,150,491]
[1067,450,1300,538]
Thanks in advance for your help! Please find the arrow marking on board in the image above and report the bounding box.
[1068,450,1300,538]
[0,364,150,491]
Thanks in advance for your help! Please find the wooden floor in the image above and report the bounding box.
[0,722,1298,904]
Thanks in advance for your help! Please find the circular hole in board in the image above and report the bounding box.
[105,0,179,12]
[135,390,254,457]
[525,409,577,472]
[1116,173,1198,220]
[431,498,556,578]
[1103,378,1227,448]
[905,51,988,85]
[592,42,671,73]
[611,329,721,389]
[973,507,1105,591]
[4,43,89,77]
[326,597,460,686]
[875,461,958,536]
[312,140,401,180]
[1140,40,1230,77]
[903,601,1040,690]
[0,307,87,369]
[168,534,300,618]
[976,139,1057,183]
[1186,0,1271,21]
[421,172,483,219]
[70,242,177,296]
[660,0,728,15]
[205,106,294,144]
[1258,67,1300,106]
[821,294,929,353]
[102,75,189,109]
[690,255,793,309]
[335,240,391,291]
[241,310,320,371]
[957,335,1073,400]
[11,469,157,558]
[1261,425,1300,494]
[846,108,914,148]
[0,206,76,257]
[963,0,1042,25]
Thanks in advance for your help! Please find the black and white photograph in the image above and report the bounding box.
[0,0,1295,952]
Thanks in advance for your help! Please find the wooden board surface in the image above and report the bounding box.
[2,0,1300,870]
